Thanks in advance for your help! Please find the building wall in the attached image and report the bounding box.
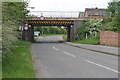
[100,31,120,47]
[84,16,105,19]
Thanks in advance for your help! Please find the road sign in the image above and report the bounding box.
[24,24,28,30]
[24,26,28,30]
[40,16,45,20]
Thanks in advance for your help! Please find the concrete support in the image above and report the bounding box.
[70,26,74,41]
[67,26,71,42]
[22,25,34,43]
[71,20,83,41]
[22,30,28,41]
[67,20,83,42]
[29,26,34,42]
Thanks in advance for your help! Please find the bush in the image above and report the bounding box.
[77,27,89,40]
[2,2,28,56]
[34,26,66,34]
[103,0,120,33]
[104,26,118,31]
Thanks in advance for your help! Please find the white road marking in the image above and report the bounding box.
[52,46,76,58]
[63,52,76,58]
[85,60,119,73]
[52,47,59,51]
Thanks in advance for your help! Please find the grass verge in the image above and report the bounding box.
[40,34,64,37]
[73,36,100,45]
[2,41,35,78]
[62,34,67,41]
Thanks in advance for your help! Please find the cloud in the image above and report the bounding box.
[28,0,111,11]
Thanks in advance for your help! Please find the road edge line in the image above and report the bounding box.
[62,42,119,57]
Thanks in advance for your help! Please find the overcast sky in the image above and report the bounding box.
[28,0,111,12]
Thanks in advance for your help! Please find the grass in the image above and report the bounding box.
[40,34,64,37]
[73,36,100,45]
[2,41,35,78]
[34,37,39,41]
[62,34,67,41]
[0,59,1,79]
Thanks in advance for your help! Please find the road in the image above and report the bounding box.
[31,35,118,78]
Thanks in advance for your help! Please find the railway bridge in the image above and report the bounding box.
[22,11,84,42]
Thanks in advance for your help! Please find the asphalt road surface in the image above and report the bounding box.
[31,35,119,78]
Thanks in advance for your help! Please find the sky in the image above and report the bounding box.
[27,0,111,12]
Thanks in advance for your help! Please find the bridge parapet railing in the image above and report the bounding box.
[26,17,85,20]
[28,11,84,19]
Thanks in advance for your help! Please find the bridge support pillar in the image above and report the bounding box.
[22,25,34,43]
[28,26,34,42]
[22,29,28,41]
[70,26,74,41]
[67,26,71,42]
[72,20,83,41]
[67,20,83,42]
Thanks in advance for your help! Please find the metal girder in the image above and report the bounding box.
[27,20,74,26]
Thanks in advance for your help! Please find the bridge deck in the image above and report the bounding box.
[27,17,84,21]
[26,17,84,26]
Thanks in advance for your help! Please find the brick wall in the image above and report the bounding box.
[100,31,120,47]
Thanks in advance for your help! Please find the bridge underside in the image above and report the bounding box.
[22,19,83,42]
[22,11,84,42]
[28,20,74,26]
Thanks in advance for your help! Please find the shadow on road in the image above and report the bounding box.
[34,40,66,44]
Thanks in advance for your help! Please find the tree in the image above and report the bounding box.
[2,2,28,56]
[108,0,120,15]
[77,19,103,40]
[86,20,103,36]
[104,0,120,32]
[34,26,66,34]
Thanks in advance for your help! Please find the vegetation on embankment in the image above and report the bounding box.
[62,34,67,41]
[34,26,66,34]
[2,41,35,78]
[72,36,100,45]
[103,0,120,33]
[2,2,28,55]
[2,2,35,78]
[40,34,64,37]
[74,0,120,45]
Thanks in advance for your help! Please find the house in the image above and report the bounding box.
[78,12,84,18]
[84,7,107,19]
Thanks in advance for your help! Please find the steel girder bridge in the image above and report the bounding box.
[22,11,84,42]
